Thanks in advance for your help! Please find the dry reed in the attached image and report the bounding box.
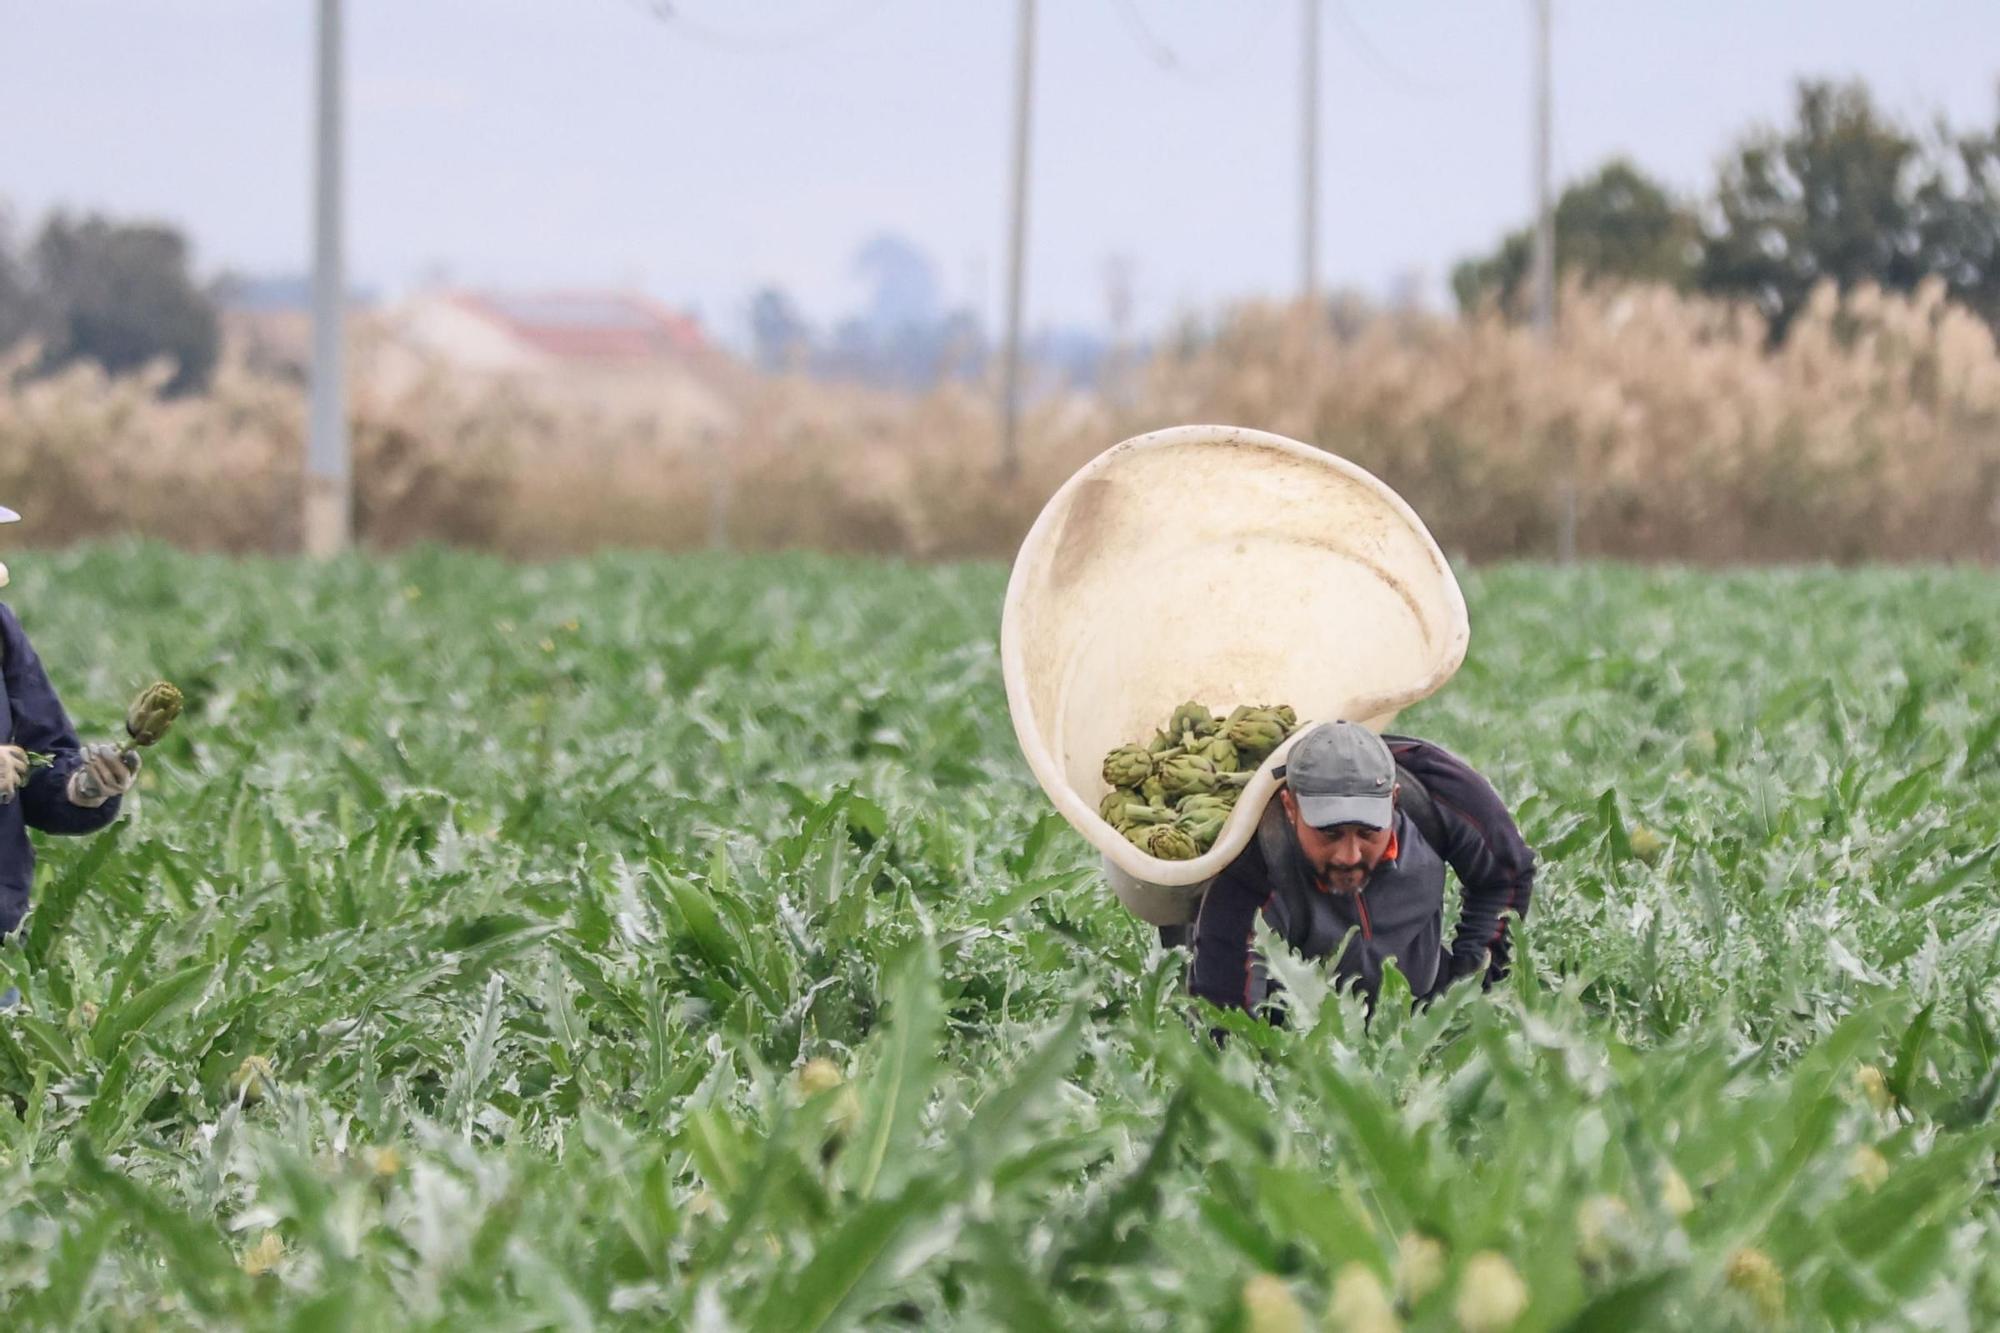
[3,279,1996,563]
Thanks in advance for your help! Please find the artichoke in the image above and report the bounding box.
[1177,793,1235,819]
[1131,823,1200,860]
[1101,744,1154,789]
[1099,788,1147,831]
[1167,701,1217,742]
[1103,789,1176,829]
[1218,770,1253,791]
[1157,753,1220,799]
[1191,735,1240,772]
[1223,708,1290,763]
[125,681,184,747]
[1176,806,1228,850]
[1140,774,1169,806]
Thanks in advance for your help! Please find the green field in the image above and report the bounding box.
[2,548,1997,1330]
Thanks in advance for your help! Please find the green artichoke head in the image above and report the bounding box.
[125,681,184,747]
[1167,701,1217,742]
[1177,793,1235,819]
[1157,753,1220,799]
[1101,744,1154,789]
[1175,797,1232,847]
[1192,735,1240,772]
[1223,714,1287,763]
[1099,788,1146,831]
[1137,824,1201,861]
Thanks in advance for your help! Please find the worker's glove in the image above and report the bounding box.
[0,745,26,805]
[1421,947,1493,1005]
[66,744,138,808]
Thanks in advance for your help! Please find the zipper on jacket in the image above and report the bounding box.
[1353,890,1374,940]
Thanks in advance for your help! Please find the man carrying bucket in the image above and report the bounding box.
[1185,721,1535,1017]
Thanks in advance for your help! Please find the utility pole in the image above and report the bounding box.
[1530,0,1553,341]
[997,0,1036,480]
[306,0,351,555]
[1531,0,1573,563]
[1300,0,1320,308]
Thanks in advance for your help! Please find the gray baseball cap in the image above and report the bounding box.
[1282,721,1396,829]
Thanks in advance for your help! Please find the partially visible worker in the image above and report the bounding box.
[0,502,138,1004]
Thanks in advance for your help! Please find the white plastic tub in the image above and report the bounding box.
[1000,425,1469,924]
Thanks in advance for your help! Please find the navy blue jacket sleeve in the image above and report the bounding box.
[1389,737,1535,982]
[1188,843,1274,1015]
[1,603,122,835]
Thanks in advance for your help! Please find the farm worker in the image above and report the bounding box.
[1185,722,1535,1017]
[0,503,138,1002]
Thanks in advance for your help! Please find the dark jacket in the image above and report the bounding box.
[1189,735,1534,1015]
[1,602,122,937]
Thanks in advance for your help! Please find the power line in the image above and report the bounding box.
[628,0,892,54]
[1328,0,1462,100]
[1108,0,1185,74]
[1104,1,1292,84]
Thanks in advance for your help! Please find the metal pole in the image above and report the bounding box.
[1300,0,1320,308]
[1531,0,1573,562]
[1530,0,1553,340]
[306,0,351,555]
[997,0,1035,480]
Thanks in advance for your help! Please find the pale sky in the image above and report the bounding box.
[2,1,1997,347]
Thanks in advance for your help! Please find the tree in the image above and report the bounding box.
[0,209,40,353]
[28,212,220,395]
[1698,80,1925,339]
[748,286,811,373]
[1909,102,2000,330]
[1452,159,1700,314]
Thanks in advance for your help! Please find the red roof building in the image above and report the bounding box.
[443,290,707,361]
